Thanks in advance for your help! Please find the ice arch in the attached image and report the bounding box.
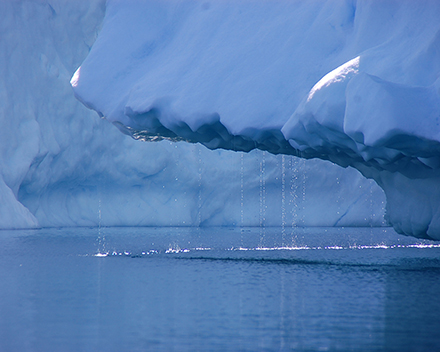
[0,0,387,230]
[72,0,440,239]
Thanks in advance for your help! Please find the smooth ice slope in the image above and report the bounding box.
[72,0,440,239]
[0,0,385,229]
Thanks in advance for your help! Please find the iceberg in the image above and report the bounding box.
[72,0,440,239]
[0,0,388,232]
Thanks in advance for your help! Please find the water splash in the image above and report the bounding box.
[94,241,440,258]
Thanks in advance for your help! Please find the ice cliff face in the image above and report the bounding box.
[0,0,385,230]
[0,0,106,228]
[72,0,440,239]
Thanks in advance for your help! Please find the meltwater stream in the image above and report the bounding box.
[1,227,440,351]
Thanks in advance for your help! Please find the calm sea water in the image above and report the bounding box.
[0,226,440,351]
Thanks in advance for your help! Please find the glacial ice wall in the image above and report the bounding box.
[0,0,385,230]
[72,0,440,239]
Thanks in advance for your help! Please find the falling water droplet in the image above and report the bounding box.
[259,151,266,246]
[97,197,106,255]
[290,156,299,233]
[197,145,202,226]
[336,176,341,219]
[98,198,102,228]
[301,159,307,226]
[240,152,244,228]
[281,155,286,245]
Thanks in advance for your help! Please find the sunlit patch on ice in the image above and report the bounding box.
[307,56,360,102]
[70,66,81,87]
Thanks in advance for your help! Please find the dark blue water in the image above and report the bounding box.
[1,226,440,351]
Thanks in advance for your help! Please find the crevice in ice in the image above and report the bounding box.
[333,192,366,227]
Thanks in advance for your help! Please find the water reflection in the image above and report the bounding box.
[0,227,439,351]
[384,257,440,351]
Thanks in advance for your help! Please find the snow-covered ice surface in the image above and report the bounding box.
[73,0,440,239]
[0,0,386,230]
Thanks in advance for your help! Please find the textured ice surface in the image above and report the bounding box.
[73,0,440,239]
[0,0,385,231]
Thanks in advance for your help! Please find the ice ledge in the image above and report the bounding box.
[79,58,440,239]
[72,0,440,239]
